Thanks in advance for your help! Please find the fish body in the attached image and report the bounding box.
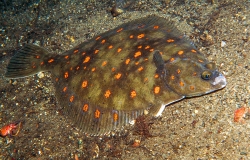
[5,15,226,135]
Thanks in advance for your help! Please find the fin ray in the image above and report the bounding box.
[5,44,52,79]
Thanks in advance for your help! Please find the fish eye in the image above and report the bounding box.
[201,71,212,80]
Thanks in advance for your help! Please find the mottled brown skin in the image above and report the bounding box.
[5,15,226,135]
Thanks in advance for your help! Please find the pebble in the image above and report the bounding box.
[221,41,226,47]
[194,109,199,114]
[37,72,45,78]
[144,109,149,115]
[12,80,17,85]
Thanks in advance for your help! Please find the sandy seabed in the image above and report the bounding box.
[0,0,249,159]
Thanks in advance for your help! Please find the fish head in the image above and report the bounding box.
[163,59,227,97]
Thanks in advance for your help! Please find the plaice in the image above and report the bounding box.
[5,15,226,136]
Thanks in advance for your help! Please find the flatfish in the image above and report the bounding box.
[5,15,226,135]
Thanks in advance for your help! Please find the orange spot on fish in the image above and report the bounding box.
[189,85,195,90]
[69,95,74,102]
[177,69,181,74]
[94,49,99,54]
[64,55,69,59]
[130,90,136,98]
[154,74,159,78]
[83,104,88,112]
[55,78,59,82]
[82,52,86,56]
[64,72,69,79]
[101,39,106,44]
[113,112,118,122]
[154,86,160,94]
[102,61,107,66]
[125,58,130,65]
[73,50,79,54]
[130,35,134,39]
[178,50,184,55]
[95,36,101,40]
[154,25,159,29]
[179,81,184,86]
[135,61,139,65]
[170,57,175,62]
[91,67,96,72]
[112,67,116,72]
[171,75,175,80]
[137,45,142,49]
[150,48,154,52]
[82,81,88,88]
[191,49,197,53]
[144,77,148,82]
[167,39,175,43]
[117,28,123,32]
[134,51,142,58]
[145,45,150,49]
[193,72,197,76]
[138,66,144,72]
[117,48,122,53]
[36,55,40,59]
[104,90,111,98]
[83,56,90,63]
[40,61,44,65]
[76,66,80,70]
[108,45,113,49]
[32,65,36,69]
[63,87,67,92]
[95,109,101,119]
[115,73,122,79]
[70,67,73,71]
[137,34,145,39]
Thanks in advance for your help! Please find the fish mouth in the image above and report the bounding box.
[212,73,227,89]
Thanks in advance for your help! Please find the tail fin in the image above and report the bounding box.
[5,44,53,79]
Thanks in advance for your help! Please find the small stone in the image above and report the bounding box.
[132,139,140,147]
[37,72,45,78]
[129,120,136,125]
[144,109,149,115]
[12,80,17,85]
[221,41,226,47]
